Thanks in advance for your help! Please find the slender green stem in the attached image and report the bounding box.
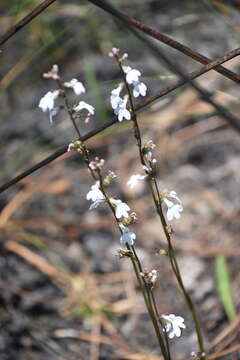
[115,53,205,357]
[128,246,168,355]
[150,291,172,360]
[131,245,169,360]
[56,79,82,140]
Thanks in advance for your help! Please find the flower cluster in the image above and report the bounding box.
[39,65,94,124]
[89,157,105,171]
[110,85,131,122]
[161,314,186,339]
[109,49,147,122]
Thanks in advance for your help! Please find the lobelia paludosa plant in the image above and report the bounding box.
[38,52,206,360]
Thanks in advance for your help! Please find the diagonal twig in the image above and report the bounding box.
[0,0,56,46]
[137,46,240,110]
[87,0,240,84]
[128,25,240,132]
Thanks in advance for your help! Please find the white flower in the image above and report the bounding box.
[162,191,183,221]
[133,81,147,98]
[64,79,86,95]
[125,68,141,84]
[166,203,183,221]
[74,101,95,116]
[127,174,145,189]
[123,66,147,98]
[119,224,136,246]
[39,90,59,112]
[39,90,59,124]
[110,84,123,109]
[161,314,186,339]
[111,199,130,219]
[110,84,131,122]
[114,97,131,122]
[86,184,104,202]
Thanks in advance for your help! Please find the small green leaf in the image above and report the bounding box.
[215,256,236,322]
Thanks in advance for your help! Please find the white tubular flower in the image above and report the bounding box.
[161,314,186,339]
[125,68,141,84]
[39,90,59,124]
[127,174,145,189]
[114,97,131,122]
[133,81,147,98]
[166,203,183,221]
[74,101,95,116]
[39,90,59,112]
[110,84,131,122]
[119,224,136,246]
[123,66,147,98]
[111,199,130,219]
[86,184,104,202]
[110,84,123,109]
[64,79,86,95]
[162,190,183,221]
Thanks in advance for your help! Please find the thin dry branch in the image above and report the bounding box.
[0,0,56,46]
[87,0,240,84]
[4,240,71,289]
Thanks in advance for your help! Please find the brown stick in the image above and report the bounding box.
[0,0,56,46]
[87,0,240,84]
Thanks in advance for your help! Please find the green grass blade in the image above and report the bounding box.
[215,256,236,322]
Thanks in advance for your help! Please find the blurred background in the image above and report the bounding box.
[0,1,240,359]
